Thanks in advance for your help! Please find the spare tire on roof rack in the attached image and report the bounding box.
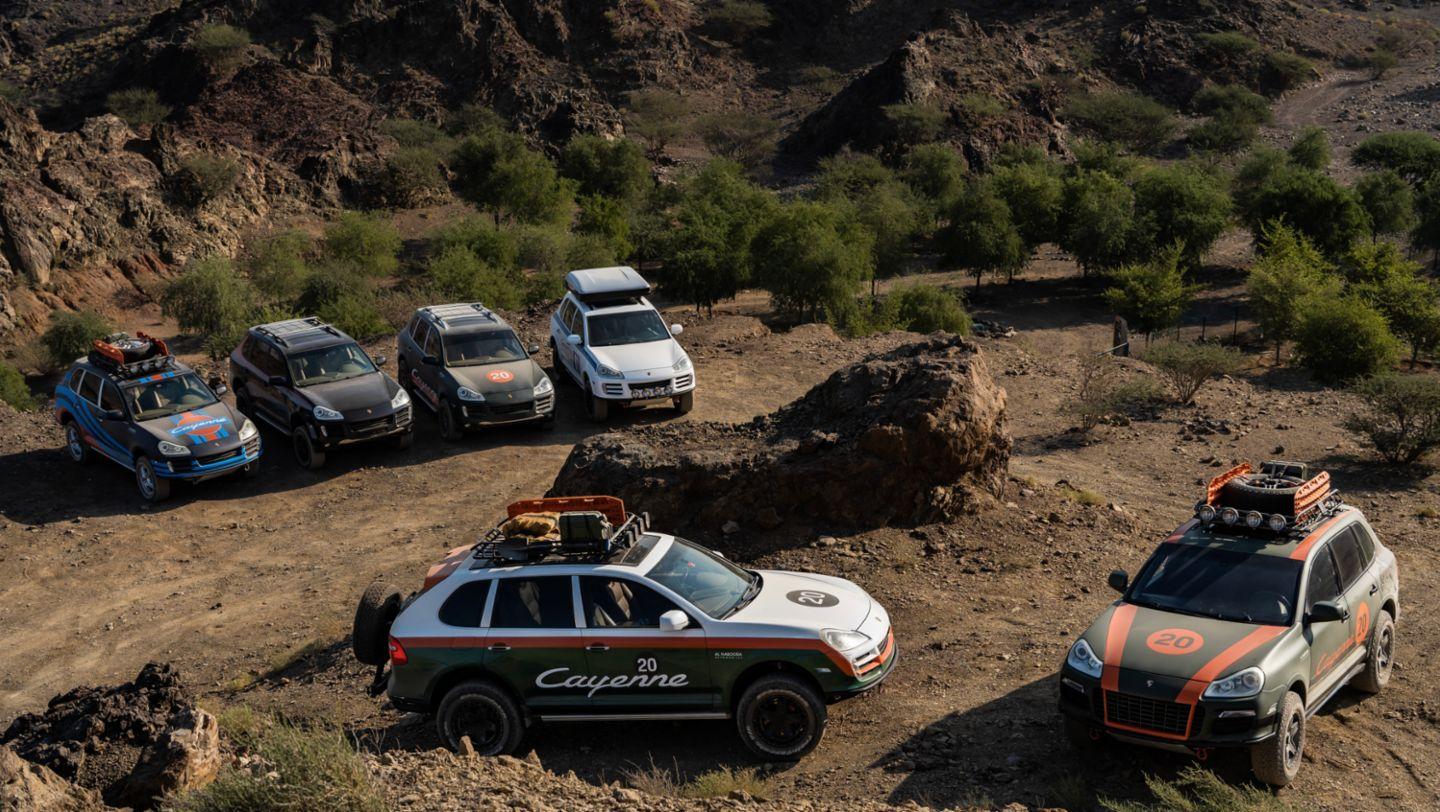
[88,332,171,370]
[1221,472,1307,514]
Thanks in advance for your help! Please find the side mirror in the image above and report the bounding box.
[212,383,229,396]
[208,375,225,390]
[659,610,690,632]
[421,355,441,366]
[267,375,288,386]
[566,334,582,346]
[670,323,684,336]
[374,354,388,366]
[1107,569,1129,594]
[1306,600,1348,624]
[528,344,541,355]
[102,409,125,421]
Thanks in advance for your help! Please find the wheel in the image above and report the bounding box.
[1221,474,1306,514]
[352,581,402,666]
[1251,690,1305,787]
[674,391,694,414]
[134,456,171,502]
[1352,609,1394,694]
[391,429,414,450]
[397,362,413,396]
[235,390,254,418]
[437,399,463,442]
[64,422,93,464]
[735,674,827,760]
[550,340,566,383]
[436,680,525,756]
[292,426,326,469]
[585,379,609,423]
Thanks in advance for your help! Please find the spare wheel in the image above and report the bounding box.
[353,581,403,666]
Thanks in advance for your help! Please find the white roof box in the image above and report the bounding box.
[565,266,651,305]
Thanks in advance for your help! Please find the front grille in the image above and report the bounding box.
[1105,691,1191,735]
[195,447,242,467]
[488,401,532,415]
[348,415,394,438]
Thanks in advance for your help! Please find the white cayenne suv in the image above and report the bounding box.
[549,267,695,421]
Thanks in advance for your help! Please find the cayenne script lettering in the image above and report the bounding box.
[536,667,688,697]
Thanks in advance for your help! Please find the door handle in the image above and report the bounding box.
[488,643,511,653]
[1369,583,1379,595]
[585,643,610,653]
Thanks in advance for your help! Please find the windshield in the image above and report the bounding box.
[444,330,527,366]
[1128,543,1303,625]
[287,343,376,387]
[124,373,218,421]
[645,537,757,618]
[587,310,669,348]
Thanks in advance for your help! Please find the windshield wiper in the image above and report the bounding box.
[721,573,763,619]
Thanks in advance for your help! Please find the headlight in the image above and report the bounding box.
[1203,666,1265,699]
[597,364,623,379]
[821,628,871,653]
[312,405,343,421]
[239,419,258,441]
[391,387,410,409]
[673,355,692,372]
[1067,638,1103,679]
[533,376,553,396]
[157,440,190,457]
[457,386,486,403]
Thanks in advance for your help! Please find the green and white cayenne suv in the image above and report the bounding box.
[352,497,896,760]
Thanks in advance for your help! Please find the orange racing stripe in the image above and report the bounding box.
[1100,603,1138,694]
[1174,624,1287,707]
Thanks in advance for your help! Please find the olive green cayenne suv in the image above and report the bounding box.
[1060,462,1399,787]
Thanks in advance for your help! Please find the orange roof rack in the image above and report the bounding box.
[507,495,627,527]
[1205,463,1252,505]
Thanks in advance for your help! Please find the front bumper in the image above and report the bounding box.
[314,405,413,446]
[154,436,261,480]
[457,390,555,426]
[1058,666,1277,750]
[593,370,696,402]
[829,629,898,700]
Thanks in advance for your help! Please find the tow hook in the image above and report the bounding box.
[1193,747,1211,761]
[1088,728,1102,741]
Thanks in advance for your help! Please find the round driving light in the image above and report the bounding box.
[1220,507,1239,525]
[1267,514,1288,532]
[1245,511,1264,528]
[1197,504,1217,523]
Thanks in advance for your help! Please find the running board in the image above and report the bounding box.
[537,712,730,722]
[1307,659,1367,718]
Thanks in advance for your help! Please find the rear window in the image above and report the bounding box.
[439,581,492,628]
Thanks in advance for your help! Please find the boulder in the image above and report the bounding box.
[0,746,106,812]
[550,335,1009,535]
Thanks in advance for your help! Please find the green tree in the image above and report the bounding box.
[1245,223,1341,361]
[1132,164,1233,268]
[1234,154,1370,258]
[1063,92,1177,154]
[655,160,776,312]
[986,161,1063,249]
[297,265,387,338]
[323,211,401,277]
[882,284,971,334]
[851,182,921,294]
[42,311,113,366]
[696,112,779,171]
[815,153,894,201]
[0,362,40,411]
[751,200,874,322]
[1357,170,1418,237]
[576,195,634,260]
[1294,296,1400,384]
[939,184,1026,289]
[161,256,255,355]
[1187,113,1260,155]
[881,103,946,153]
[559,135,650,203]
[245,229,311,302]
[1343,374,1440,464]
[452,130,574,225]
[1103,245,1198,340]
[1192,84,1273,125]
[106,88,170,127]
[190,23,251,75]
[432,217,520,272]
[172,153,241,208]
[1059,170,1138,276]
[424,246,522,308]
[1353,132,1440,184]
[1412,179,1440,265]
[899,143,966,215]
[625,89,690,160]
[1345,242,1440,367]
[376,147,446,207]
[1288,126,1330,171]
[446,104,508,138]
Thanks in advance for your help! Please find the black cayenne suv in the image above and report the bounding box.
[229,317,413,469]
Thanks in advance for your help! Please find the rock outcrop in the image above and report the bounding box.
[0,746,106,812]
[551,335,1009,536]
[1,663,220,810]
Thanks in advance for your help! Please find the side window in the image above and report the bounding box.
[423,326,440,359]
[239,335,256,362]
[558,300,574,331]
[65,368,84,391]
[1305,546,1343,611]
[409,316,428,345]
[259,345,285,378]
[438,581,492,628]
[77,371,101,405]
[581,577,682,628]
[491,577,574,629]
[99,381,124,413]
[1331,527,1367,589]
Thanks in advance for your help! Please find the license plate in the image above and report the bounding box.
[633,386,670,399]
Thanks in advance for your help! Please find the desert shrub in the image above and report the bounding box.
[881,103,946,153]
[424,246,522,309]
[1246,223,1340,361]
[752,200,873,322]
[453,130,574,225]
[446,104,507,138]
[704,0,773,40]
[1063,92,1177,154]
[1102,765,1296,812]
[523,271,565,305]
[1345,242,1440,366]
[1343,374,1440,465]
[986,161,1063,248]
[42,310,112,366]
[161,256,254,340]
[1234,154,1370,258]
[1357,170,1418,236]
[106,88,170,127]
[682,767,774,800]
[166,717,384,812]
[375,147,446,207]
[1294,296,1401,384]
[559,134,650,203]
[1142,341,1245,404]
[1367,48,1399,81]
[511,223,572,275]
[625,89,690,159]
[190,23,251,74]
[1193,84,1272,125]
[432,217,519,272]
[1131,164,1232,268]
[899,143,966,214]
[0,363,39,411]
[1062,353,1125,433]
[1188,113,1260,155]
[1288,126,1330,171]
[1071,140,1141,180]
[1060,170,1138,275]
[299,270,388,340]
[1196,31,1260,64]
[172,153,241,208]
[0,79,23,105]
[245,230,311,302]
[1103,245,1198,339]
[883,284,971,334]
[956,93,1006,124]
[379,118,454,154]
[815,153,893,200]
[1260,51,1315,95]
[940,184,1026,288]
[1353,132,1440,184]
[563,232,618,272]
[696,112,779,170]
[322,211,401,277]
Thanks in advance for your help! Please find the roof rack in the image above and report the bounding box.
[88,332,178,380]
[422,303,499,328]
[471,496,650,566]
[253,316,341,347]
[1193,460,1342,537]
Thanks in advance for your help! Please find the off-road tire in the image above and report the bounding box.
[436,680,525,756]
[391,429,414,450]
[135,455,171,502]
[736,674,827,760]
[235,391,255,419]
[586,379,609,422]
[352,581,402,666]
[1251,691,1305,787]
[1221,474,1306,514]
[292,426,326,470]
[550,340,567,384]
[674,391,694,415]
[397,362,413,397]
[1352,609,1394,694]
[64,422,93,464]
[438,399,463,442]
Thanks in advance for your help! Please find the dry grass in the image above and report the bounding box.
[1060,484,1106,507]
[1101,766,1296,812]
[622,759,774,800]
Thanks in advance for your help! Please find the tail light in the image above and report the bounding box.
[388,636,408,666]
